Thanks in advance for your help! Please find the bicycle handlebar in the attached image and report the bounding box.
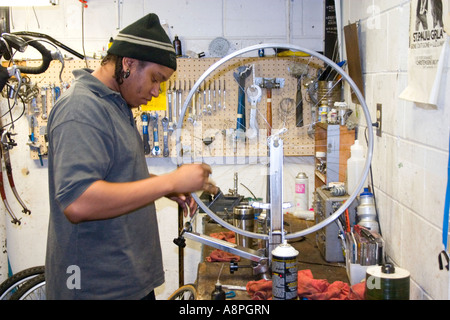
[14,36,53,75]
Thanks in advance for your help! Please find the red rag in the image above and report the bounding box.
[206,249,241,262]
[246,269,366,300]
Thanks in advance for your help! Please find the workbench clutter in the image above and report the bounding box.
[202,227,367,300]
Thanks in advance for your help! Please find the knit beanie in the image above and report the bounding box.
[108,13,177,71]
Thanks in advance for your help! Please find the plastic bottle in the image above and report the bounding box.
[173,35,182,57]
[346,140,368,195]
[357,188,379,233]
[211,281,226,300]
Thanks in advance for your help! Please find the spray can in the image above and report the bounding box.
[295,172,309,212]
[271,241,299,300]
[173,35,182,57]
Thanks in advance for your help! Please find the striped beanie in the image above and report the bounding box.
[108,13,177,71]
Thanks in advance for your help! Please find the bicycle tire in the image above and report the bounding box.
[0,266,45,300]
[168,284,197,300]
[9,273,45,300]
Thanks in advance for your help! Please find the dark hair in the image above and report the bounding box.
[101,54,125,85]
[101,54,148,85]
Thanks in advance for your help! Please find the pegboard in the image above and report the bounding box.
[23,55,323,162]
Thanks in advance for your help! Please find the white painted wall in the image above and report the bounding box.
[342,0,450,299]
[0,0,323,299]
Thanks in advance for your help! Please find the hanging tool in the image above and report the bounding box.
[178,80,183,122]
[223,80,226,110]
[172,81,177,130]
[196,82,202,120]
[257,78,284,137]
[289,63,309,127]
[187,80,194,123]
[202,82,207,115]
[150,113,161,156]
[217,80,222,110]
[40,86,48,120]
[246,65,262,140]
[141,112,151,155]
[233,65,252,139]
[26,115,44,166]
[213,80,217,113]
[207,81,212,115]
[161,115,170,157]
[167,80,174,133]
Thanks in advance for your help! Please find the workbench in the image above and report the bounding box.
[195,214,350,300]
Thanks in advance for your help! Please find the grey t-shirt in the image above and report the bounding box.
[45,69,164,300]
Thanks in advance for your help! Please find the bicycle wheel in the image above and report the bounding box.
[176,43,373,242]
[9,273,45,300]
[0,266,45,300]
[168,284,197,300]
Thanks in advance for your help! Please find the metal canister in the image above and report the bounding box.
[271,241,299,300]
[233,205,255,248]
[255,212,268,251]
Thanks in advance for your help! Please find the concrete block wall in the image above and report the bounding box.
[0,0,323,299]
[342,0,450,299]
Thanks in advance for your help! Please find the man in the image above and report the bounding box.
[416,0,429,31]
[45,13,214,300]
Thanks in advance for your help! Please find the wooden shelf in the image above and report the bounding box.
[314,123,355,190]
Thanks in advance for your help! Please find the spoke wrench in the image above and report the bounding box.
[150,113,161,156]
[141,112,151,155]
[161,116,170,157]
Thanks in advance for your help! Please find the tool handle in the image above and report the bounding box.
[141,113,151,155]
[151,114,161,156]
[236,86,246,131]
[266,89,272,136]
[296,81,303,127]
[163,131,169,157]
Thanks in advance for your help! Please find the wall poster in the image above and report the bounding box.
[400,0,449,107]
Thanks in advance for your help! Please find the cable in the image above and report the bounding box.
[364,126,382,236]
[81,2,89,68]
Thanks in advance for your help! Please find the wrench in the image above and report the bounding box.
[217,80,222,110]
[207,81,212,115]
[233,65,252,133]
[167,81,174,133]
[150,113,161,156]
[161,116,170,157]
[202,82,207,115]
[196,84,202,119]
[247,84,262,139]
[141,112,151,155]
[41,86,48,120]
[178,80,183,120]
[172,81,177,130]
[223,80,226,110]
[213,80,217,113]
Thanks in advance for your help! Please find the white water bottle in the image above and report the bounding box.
[346,140,367,195]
